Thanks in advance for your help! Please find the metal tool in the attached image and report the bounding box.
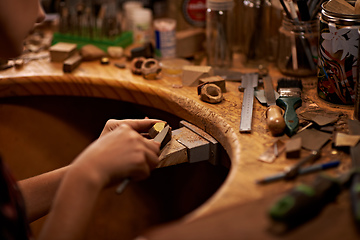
[257,160,340,184]
[239,73,258,133]
[263,76,286,136]
[284,150,321,180]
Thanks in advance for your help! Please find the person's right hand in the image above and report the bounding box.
[70,123,161,189]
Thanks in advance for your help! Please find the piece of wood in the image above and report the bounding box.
[356,0,360,14]
[324,0,355,14]
[49,42,77,62]
[335,132,360,147]
[172,127,210,163]
[293,129,332,151]
[182,65,213,87]
[199,75,226,93]
[149,122,167,139]
[157,138,188,168]
[154,124,172,149]
[200,84,223,104]
[63,54,82,73]
[80,44,106,61]
[286,137,302,158]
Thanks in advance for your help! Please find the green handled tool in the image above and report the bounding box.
[268,174,343,232]
[276,78,303,136]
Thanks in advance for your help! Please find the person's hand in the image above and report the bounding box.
[71,122,161,189]
[100,118,163,137]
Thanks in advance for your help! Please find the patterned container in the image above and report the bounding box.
[317,1,360,105]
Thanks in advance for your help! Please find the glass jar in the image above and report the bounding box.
[277,16,319,77]
[317,1,360,105]
[239,0,274,64]
[206,0,234,69]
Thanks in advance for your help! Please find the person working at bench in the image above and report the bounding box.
[0,1,161,239]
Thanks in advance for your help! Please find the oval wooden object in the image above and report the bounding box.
[266,105,286,136]
[200,84,223,103]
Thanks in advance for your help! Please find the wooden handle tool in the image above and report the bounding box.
[263,76,286,136]
[266,105,286,136]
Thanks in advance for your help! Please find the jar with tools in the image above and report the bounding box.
[206,0,235,69]
[277,15,319,77]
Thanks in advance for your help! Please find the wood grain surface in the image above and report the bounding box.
[0,52,356,238]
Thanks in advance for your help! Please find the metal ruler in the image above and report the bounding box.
[239,73,258,132]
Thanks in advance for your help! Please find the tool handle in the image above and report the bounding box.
[266,105,286,136]
[350,172,360,230]
[276,97,302,136]
[269,174,341,230]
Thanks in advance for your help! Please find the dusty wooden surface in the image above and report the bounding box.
[0,52,356,237]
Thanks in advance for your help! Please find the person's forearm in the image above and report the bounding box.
[18,166,69,222]
[38,164,104,240]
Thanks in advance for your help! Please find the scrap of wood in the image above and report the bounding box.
[199,75,226,93]
[293,128,332,151]
[157,138,188,168]
[182,65,214,87]
[300,110,339,126]
[149,122,167,139]
[49,42,77,62]
[334,132,360,147]
[63,54,82,73]
[172,127,210,163]
[286,137,302,159]
[258,139,285,163]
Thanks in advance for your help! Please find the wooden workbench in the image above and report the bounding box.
[0,53,357,239]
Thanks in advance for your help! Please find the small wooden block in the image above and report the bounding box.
[49,42,77,62]
[80,44,106,61]
[172,127,210,163]
[199,75,226,93]
[149,122,167,139]
[63,54,82,73]
[335,132,360,147]
[182,65,214,87]
[286,137,302,159]
[157,138,188,168]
